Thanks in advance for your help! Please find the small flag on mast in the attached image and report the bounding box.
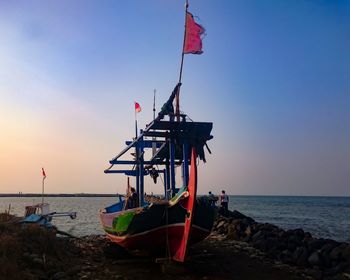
[135,102,141,113]
[42,168,46,179]
[183,11,205,54]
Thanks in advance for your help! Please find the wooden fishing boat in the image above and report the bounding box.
[100,2,213,262]
[100,110,215,261]
[100,146,215,261]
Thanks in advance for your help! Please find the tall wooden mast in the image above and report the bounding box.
[175,0,189,121]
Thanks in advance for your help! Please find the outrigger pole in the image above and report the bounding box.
[175,0,189,121]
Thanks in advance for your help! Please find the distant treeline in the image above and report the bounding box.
[0,193,117,197]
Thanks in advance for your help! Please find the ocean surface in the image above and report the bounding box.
[1,196,349,242]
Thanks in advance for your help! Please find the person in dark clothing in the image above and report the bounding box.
[128,187,139,209]
[208,191,218,207]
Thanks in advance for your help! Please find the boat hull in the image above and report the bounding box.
[100,202,215,255]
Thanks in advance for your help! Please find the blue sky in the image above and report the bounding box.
[0,0,349,195]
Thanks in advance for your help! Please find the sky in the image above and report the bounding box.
[0,0,349,196]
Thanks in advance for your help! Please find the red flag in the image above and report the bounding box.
[183,12,205,54]
[135,102,141,113]
[42,168,46,179]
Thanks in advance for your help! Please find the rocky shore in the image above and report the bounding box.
[1,211,349,280]
[213,210,350,279]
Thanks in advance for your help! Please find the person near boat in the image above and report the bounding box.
[208,191,218,207]
[220,190,229,214]
[127,187,139,209]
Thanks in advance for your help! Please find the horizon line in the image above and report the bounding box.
[0,193,349,198]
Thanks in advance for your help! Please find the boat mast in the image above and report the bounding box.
[153,89,156,120]
[152,89,157,157]
[134,104,140,205]
[175,0,189,121]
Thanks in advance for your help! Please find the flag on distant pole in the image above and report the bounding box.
[135,102,141,113]
[42,168,46,180]
[183,11,205,55]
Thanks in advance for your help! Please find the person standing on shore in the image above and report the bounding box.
[127,187,139,209]
[220,190,229,214]
[208,191,218,207]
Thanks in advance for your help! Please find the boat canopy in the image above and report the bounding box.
[105,84,213,206]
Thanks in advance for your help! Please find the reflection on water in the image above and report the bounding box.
[1,195,349,242]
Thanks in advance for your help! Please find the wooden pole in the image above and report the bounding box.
[152,89,157,157]
[153,89,156,121]
[134,109,139,204]
[135,110,138,139]
[176,0,189,121]
[42,177,45,204]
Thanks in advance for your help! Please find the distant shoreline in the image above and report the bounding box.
[0,193,348,198]
[0,193,117,197]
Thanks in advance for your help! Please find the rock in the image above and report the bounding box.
[30,256,44,268]
[212,209,350,275]
[286,228,305,240]
[308,238,328,252]
[293,246,309,266]
[252,230,266,242]
[294,228,305,238]
[330,244,349,261]
[216,220,226,229]
[226,224,240,240]
[104,243,129,259]
[305,268,323,280]
[52,272,66,280]
[244,225,252,240]
[66,265,84,275]
[258,223,277,233]
[280,249,294,264]
[322,241,339,254]
[287,235,302,252]
[308,251,323,267]
[324,262,350,276]
[161,262,187,274]
[228,210,255,224]
[322,251,333,268]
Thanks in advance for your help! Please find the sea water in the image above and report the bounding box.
[1,196,349,242]
[230,195,350,242]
